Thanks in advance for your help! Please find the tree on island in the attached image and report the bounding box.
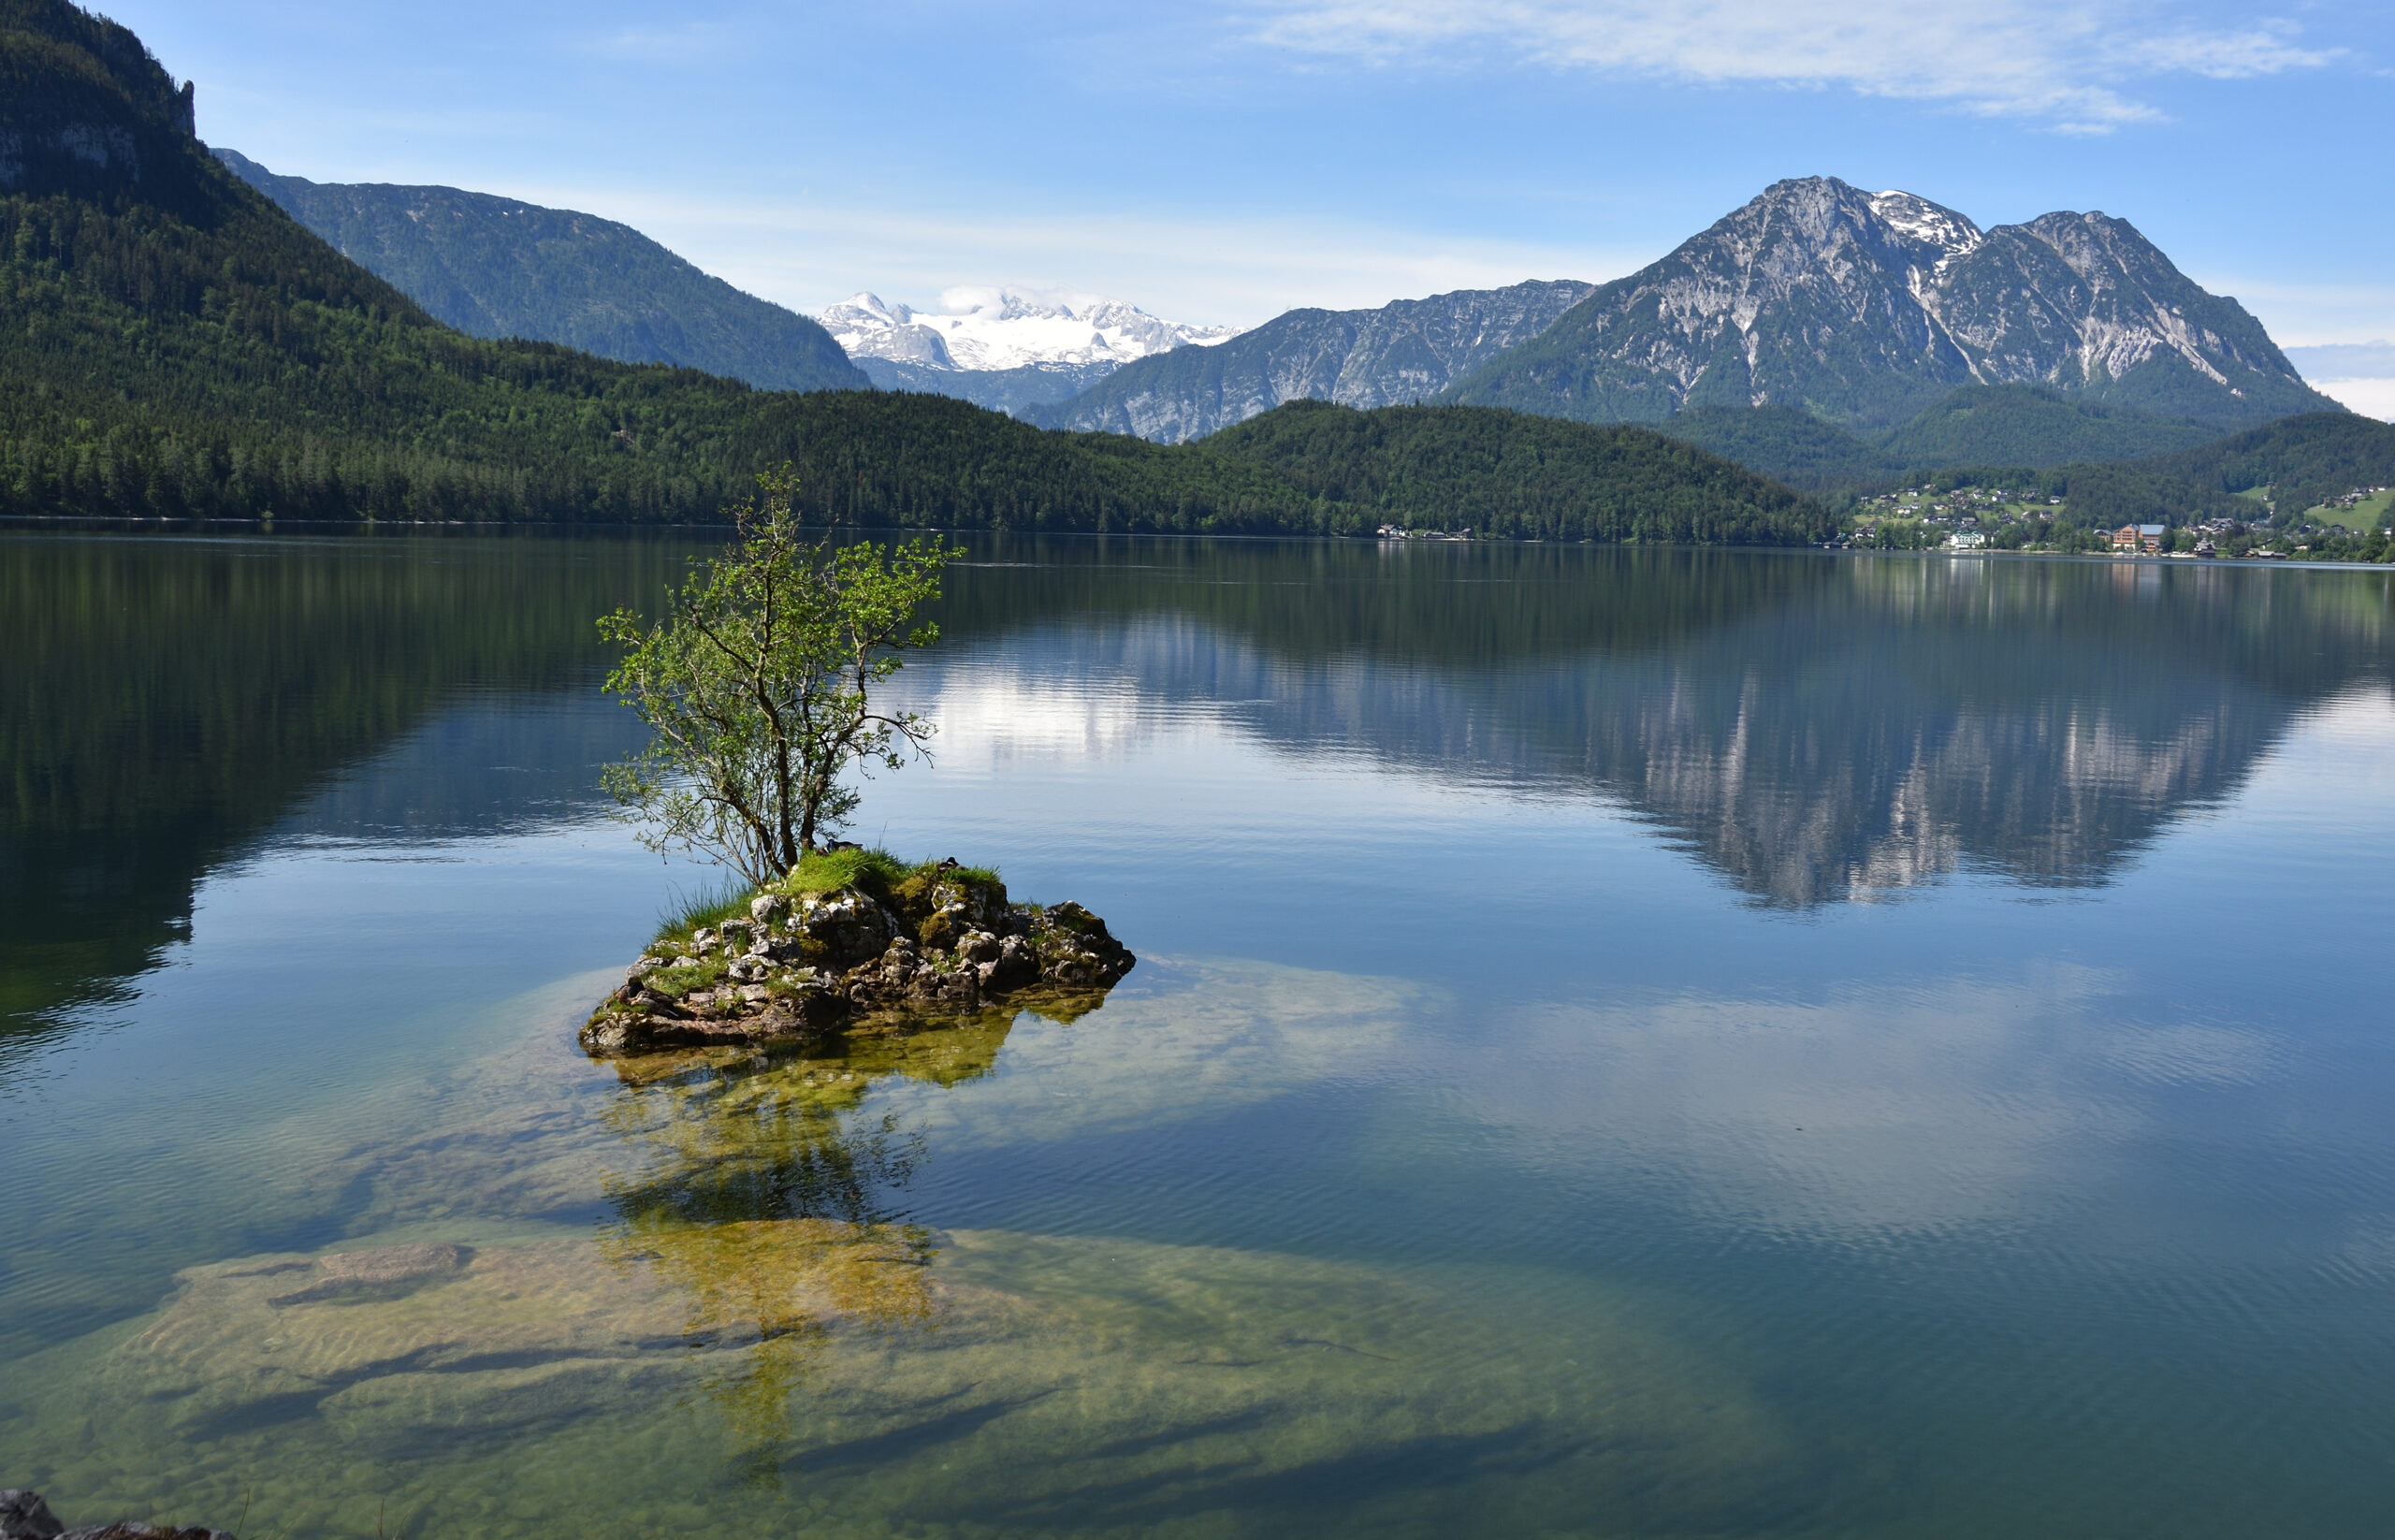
[599,468,958,886]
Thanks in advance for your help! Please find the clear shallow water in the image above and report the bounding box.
[2,530,2392,1537]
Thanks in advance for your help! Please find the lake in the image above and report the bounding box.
[3,529,2392,1538]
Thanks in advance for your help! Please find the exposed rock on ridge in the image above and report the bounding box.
[582,867,1135,1056]
[1444,177,2338,430]
[1030,280,1597,443]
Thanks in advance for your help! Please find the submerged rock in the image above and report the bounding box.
[581,866,1134,1057]
[1,1490,234,1540]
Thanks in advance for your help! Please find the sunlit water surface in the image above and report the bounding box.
[3,531,2392,1537]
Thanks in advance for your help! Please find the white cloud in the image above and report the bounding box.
[1251,1,2338,131]
[2309,380,2395,422]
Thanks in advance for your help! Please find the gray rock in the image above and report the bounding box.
[798,891,898,967]
[748,893,789,926]
[4,1490,234,1540]
[2,1490,62,1540]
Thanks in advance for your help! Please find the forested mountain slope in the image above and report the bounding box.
[1648,386,2235,492]
[1206,401,1823,545]
[212,149,865,394]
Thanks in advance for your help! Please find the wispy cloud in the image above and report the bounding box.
[508,182,1641,326]
[1249,1,2340,132]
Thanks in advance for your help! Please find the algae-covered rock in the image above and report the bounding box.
[581,860,1135,1057]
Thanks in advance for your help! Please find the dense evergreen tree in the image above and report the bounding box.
[1203,400,1829,545]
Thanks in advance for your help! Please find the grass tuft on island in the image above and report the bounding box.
[584,850,1135,1058]
[651,850,1003,956]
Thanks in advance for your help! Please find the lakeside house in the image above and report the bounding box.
[2111,523,2167,554]
[1949,530,1987,549]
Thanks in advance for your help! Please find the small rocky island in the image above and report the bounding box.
[582,852,1136,1056]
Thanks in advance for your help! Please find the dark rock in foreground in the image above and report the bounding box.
[1,1490,232,1540]
[581,866,1135,1056]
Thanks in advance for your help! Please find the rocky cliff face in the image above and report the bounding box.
[1445,177,2336,430]
[0,0,211,218]
[1029,280,1596,443]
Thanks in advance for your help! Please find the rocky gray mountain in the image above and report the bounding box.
[1027,280,1596,442]
[213,150,866,394]
[1445,177,2338,431]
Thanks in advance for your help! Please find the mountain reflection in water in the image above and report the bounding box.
[920,542,2392,906]
[5,531,2388,1059]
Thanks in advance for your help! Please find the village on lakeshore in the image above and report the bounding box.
[1832,483,2395,559]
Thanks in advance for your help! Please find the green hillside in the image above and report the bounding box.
[212,150,867,396]
[1878,385,2224,469]
[1649,387,2233,492]
[1651,406,1900,491]
[1205,401,1828,545]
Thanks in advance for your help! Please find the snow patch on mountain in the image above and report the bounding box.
[1868,190,1983,260]
[819,288,1239,373]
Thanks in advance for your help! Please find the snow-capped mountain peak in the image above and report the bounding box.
[819,286,1239,373]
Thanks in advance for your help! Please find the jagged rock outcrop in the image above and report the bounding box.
[1444,176,2339,430]
[581,865,1135,1056]
[1,1489,231,1540]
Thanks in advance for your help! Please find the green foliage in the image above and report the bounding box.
[1877,385,2224,469]
[656,875,759,938]
[214,149,868,395]
[1202,400,1831,544]
[2142,412,2395,518]
[600,472,957,883]
[1653,406,1900,491]
[780,846,915,899]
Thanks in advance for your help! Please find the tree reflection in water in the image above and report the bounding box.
[594,1009,1017,1477]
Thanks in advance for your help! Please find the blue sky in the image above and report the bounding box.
[105,1,2393,359]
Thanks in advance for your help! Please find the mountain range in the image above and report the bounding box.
[195,150,2350,485]
[1442,178,2338,432]
[3,0,2385,551]
[211,150,865,394]
[0,0,1819,544]
[1026,281,1596,441]
[817,288,1235,414]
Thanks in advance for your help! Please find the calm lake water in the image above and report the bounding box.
[3,530,2392,1538]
